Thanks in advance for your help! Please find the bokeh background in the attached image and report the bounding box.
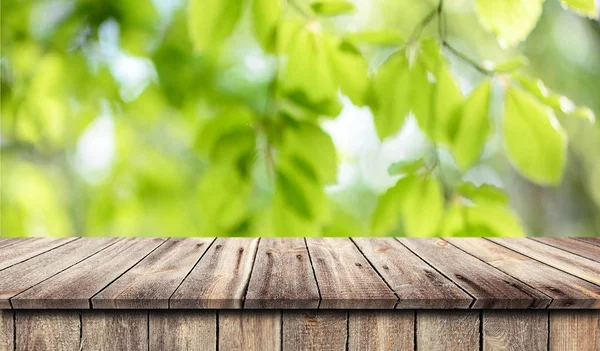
[1,0,599,237]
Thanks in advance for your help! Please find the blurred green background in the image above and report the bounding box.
[1,0,599,238]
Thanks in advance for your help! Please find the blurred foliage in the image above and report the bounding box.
[1,0,599,238]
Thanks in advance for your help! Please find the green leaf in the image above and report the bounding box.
[194,107,254,157]
[402,176,445,237]
[370,51,410,140]
[475,0,543,47]
[281,28,338,105]
[210,129,256,175]
[411,40,464,145]
[456,182,509,205]
[370,175,417,235]
[503,86,567,185]
[451,81,491,170]
[311,0,356,16]
[387,158,425,176]
[188,0,244,55]
[488,56,529,72]
[466,203,526,237]
[252,0,280,52]
[327,39,369,106]
[345,29,404,46]
[560,0,598,18]
[513,74,595,123]
[276,171,313,219]
[281,92,343,118]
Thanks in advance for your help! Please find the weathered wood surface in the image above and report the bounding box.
[12,238,164,309]
[550,311,600,351]
[491,238,600,285]
[398,238,550,308]
[245,238,320,309]
[353,237,472,308]
[149,310,216,350]
[416,311,479,351]
[306,238,397,309]
[0,237,598,309]
[0,310,13,351]
[447,238,600,309]
[82,311,148,351]
[576,237,600,247]
[15,310,80,351]
[170,238,259,309]
[93,238,214,309]
[220,311,281,351]
[482,311,548,351]
[283,311,347,350]
[348,311,414,351]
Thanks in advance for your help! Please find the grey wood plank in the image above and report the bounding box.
[550,311,600,351]
[170,238,260,309]
[398,238,550,308]
[12,238,165,309]
[483,311,548,351]
[447,238,600,309]
[0,237,121,309]
[82,311,147,351]
[0,310,12,351]
[533,237,600,262]
[149,311,216,351]
[348,310,413,351]
[219,311,280,351]
[0,238,26,250]
[245,238,319,309]
[305,238,397,309]
[491,237,600,285]
[283,311,346,351]
[576,238,600,247]
[417,311,479,351]
[92,238,214,309]
[0,237,76,271]
[16,311,80,351]
[353,238,472,308]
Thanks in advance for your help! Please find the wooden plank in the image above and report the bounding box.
[447,238,600,309]
[245,238,319,309]
[12,238,164,309]
[399,238,550,308]
[0,310,12,351]
[305,238,397,309]
[550,311,600,351]
[92,238,214,309]
[491,237,600,285]
[348,311,413,351]
[483,311,548,351]
[219,311,280,351]
[0,237,120,309]
[0,237,76,271]
[15,311,79,351]
[576,237,600,247]
[170,238,259,309]
[283,311,346,351]
[417,311,479,351]
[353,238,472,308]
[149,311,216,350]
[0,238,25,250]
[82,311,147,351]
[533,237,600,262]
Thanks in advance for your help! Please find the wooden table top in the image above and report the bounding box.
[0,237,598,310]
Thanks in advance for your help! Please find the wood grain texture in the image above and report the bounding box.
[305,238,397,309]
[219,311,280,351]
[0,237,120,309]
[0,237,76,271]
[353,238,472,309]
[283,311,346,351]
[15,311,79,351]
[483,310,548,351]
[576,238,600,247]
[12,238,164,309]
[447,238,600,309]
[398,238,550,308]
[491,238,600,285]
[93,238,214,309]
[82,311,147,351]
[170,238,259,309]
[417,311,479,351]
[533,237,600,262]
[348,310,413,351]
[550,311,600,351]
[245,238,319,309]
[0,310,12,351]
[149,311,216,351]
[0,238,23,250]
